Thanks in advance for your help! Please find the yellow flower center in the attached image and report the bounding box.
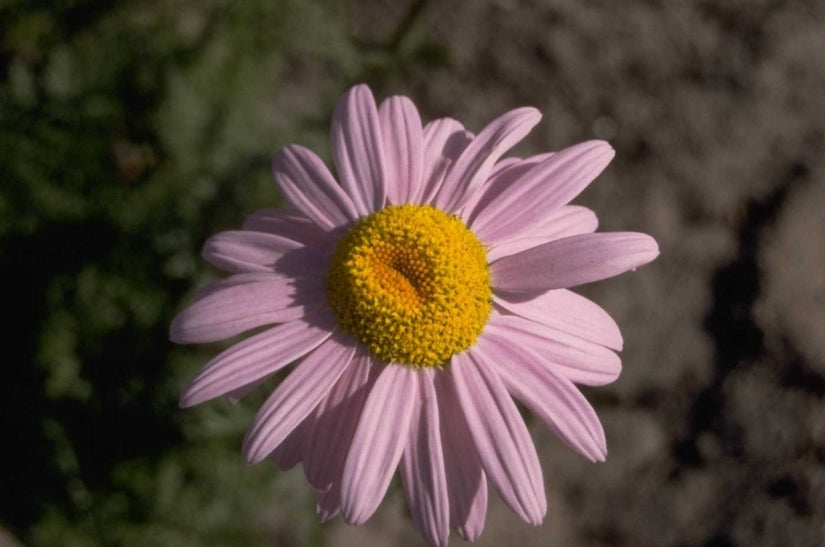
[327,204,491,368]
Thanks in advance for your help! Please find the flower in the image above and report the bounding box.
[171,84,659,546]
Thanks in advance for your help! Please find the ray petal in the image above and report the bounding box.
[493,289,623,351]
[303,347,373,492]
[491,232,660,296]
[433,108,541,213]
[341,364,418,525]
[450,352,546,525]
[331,84,388,215]
[179,309,336,407]
[242,331,357,463]
[471,141,613,241]
[475,332,607,462]
[272,145,359,230]
[400,370,450,547]
[379,96,424,205]
[170,273,324,344]
[433,369,488,541]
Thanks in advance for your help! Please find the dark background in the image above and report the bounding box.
[2,1,824,545]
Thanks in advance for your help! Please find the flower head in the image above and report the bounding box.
[171,84,658,545]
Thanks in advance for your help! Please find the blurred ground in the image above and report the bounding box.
[2,1,824,546]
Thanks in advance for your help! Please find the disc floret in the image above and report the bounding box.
[327,205,491,367]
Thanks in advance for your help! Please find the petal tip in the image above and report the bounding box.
[241,438,268,465]
[518,106,542,122]
[168,316,187,345]
[178,390,198,408]
[584,442,607,463]
[590,138,615,151]
[178,377,215,408]
[512,106,543,132]
[581,139,616,168]
[349,82,372,94]
[317,506,338,523]
[635,233,660,266]
[340,505,367,526]
[458,525,484,542]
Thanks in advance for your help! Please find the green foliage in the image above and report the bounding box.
[0,1,447,544]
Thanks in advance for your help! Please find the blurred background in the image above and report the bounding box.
[2,0,824,545]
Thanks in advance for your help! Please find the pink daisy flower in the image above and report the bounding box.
[172,84,658,545]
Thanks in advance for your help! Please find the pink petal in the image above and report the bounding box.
[316,485,341,522]
[304,347,373,492]
[486,311,620,386]
[433,369,488,541]
[188,271,275,301]
[341,364,418,525]
[471,141,614,242]
[420,118,473,205]
[272,145,360,230]
[242,331,357,464]
[491,232,659,296]
[450,352,546,525]
[433,107,541,213]
[179,309,336,407]
[484,206,599,262]
[474,333,607,462]
[379,96,424,205]
[243,208,337,258]
[202,231,305,274]
[489,156,525,177]
[225,380,262,405]
[462,152,555,223]
[271,415,311,470]
[400,370,450,547]
[493,289,623,351]
[331,84,387,216]
[170,273,324,344]
[243,209,314,237]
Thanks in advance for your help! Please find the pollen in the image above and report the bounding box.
[327,204,491,368]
